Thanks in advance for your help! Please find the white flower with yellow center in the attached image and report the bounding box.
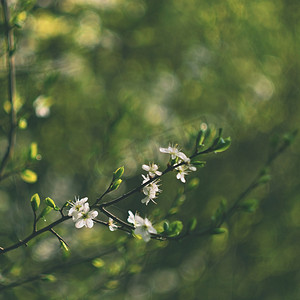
[74,203,98,229]
[127,211,157,242]
[142,163,162,177]
[68,196,88,221]
[108,218,118,231]
[159,144,190,162]
[141,174,161,205]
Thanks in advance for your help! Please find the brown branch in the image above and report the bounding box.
[0,216,70,254]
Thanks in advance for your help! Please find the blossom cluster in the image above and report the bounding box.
[141,173,161,205]
[68,197,98,228]
[69,144,196,243]
[127,211,157,242]
[159,144,196,183]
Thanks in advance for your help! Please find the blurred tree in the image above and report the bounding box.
[0,0,299,299]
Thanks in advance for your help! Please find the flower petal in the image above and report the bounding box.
[127,211,135,224]
[75,219,85,228]
[86,219,94,228]
[142,164,150,171]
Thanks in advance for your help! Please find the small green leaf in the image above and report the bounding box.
[60,240,69,252]
[30,193,40,212]
[92,258,105,268]
[37,206,53,221]
[191,161,206,168]
[213,137,231,153]
[210,128,223,149]
[113,166,124,181]
[18,118,27,129]
[41,274,56,282]
[166,220,183,237]
[239,199,259,213]
[45,197,56,209]
[187,217,197,232]
[196,129,205,148]
[283,129,298,146]
[21,169,38,183]
[258,174,271,184]
[30,142,38,159]
[163,221,169,232]
[168,207,178,215]
[211,199,227,226]
[211,227,227,235]
[61,201,70,209]
[110,179,122,191]
[188,178,200,189]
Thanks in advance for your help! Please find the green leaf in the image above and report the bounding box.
[60,240,69,252]
[187,178,200,189]
[239,199,259,213]
[283,129,298,146]
[37,206,53,221]
[21,169,38,183]
[166,220,183,237]
[41,274,56,282]
[113,166,124,181]
[110,179,122,191]
[168,207,178,215]
[258,174,271,184]
[211,227,227,235]
[30,193,40,212]
[61,201,70,209]
[213,137,231,153]
[191,161,206,167]
[210,128,223,149]
[187,217,197,232]
[195,129,205,148]
[45,197,56,209]
[163,221,169,232]
[18,118,27,129]
[30,142,38,159]
[211,199,227,226]
[92,258,105,268]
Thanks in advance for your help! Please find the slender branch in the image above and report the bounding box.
[96,145,217,210]
[0,0,17,180]
[153,134,296,241]
[49,228,70,248]
[0,216,70,254]
[100,206,134,230]
[32,210,37,233]
[0,247,117,291]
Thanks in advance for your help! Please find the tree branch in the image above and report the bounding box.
[0,216,70,254]
[0,0,17,180]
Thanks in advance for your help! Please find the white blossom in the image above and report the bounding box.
[175,162,197,183]
[134,217,157,242]
[142,163,162,177]
[68,196,89,221]
[159,144,190,162]
[141,174,161,205]
[127,210,144,227]
[74,204,98,229]
[108,218,118,231]
[127,211,157,242]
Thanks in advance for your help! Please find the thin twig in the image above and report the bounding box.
[0,0,17,180]
[0,216,70,254]
[49,228,70,248]
[0,247,117,291]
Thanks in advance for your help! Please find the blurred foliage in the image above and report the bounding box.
[0,0,299,299]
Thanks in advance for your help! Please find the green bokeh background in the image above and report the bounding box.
[0,0,299,299]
